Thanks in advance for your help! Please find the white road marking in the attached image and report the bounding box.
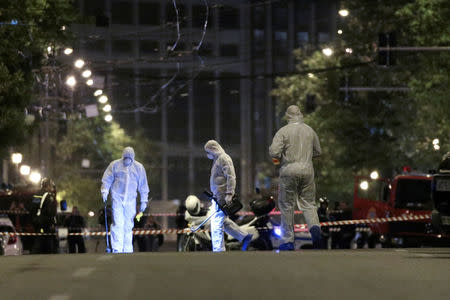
[72,267,96,278]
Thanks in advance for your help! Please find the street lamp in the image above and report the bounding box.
[337,29,343,35]
[74,59,85,69]
[322,48,333,56]
[20,165,31,176]
[88,211,95,217]
[82,70,92,78]
[339,9,349,17]
[64,48,73,55]
[104,114,113,122]
[432,138,439,145]
[29,171,42,184]
[86,79,94,86]
[360,180,369,190]
[345,48,353,54]
[66,76,76,87]
[434,144,440,151]
[94,89,103,97]
[370,171,379,180]
[307,73,315,78]
[103,104,112,112]
[98,95,108,104]
[11,153,23,165]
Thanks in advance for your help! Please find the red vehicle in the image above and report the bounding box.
[353,173,450,247]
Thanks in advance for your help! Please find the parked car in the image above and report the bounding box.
[0,216,23,256]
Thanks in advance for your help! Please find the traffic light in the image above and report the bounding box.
[378,32,396,66]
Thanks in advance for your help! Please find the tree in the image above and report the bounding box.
[271,0,449,202]
[0,0,76,158]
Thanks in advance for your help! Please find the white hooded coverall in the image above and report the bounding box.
[269,106,322,244]
[101,147,149,253]
[205,140,248,252]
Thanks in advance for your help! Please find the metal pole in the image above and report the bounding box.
[339,87,410,92]
[379,46,450,51]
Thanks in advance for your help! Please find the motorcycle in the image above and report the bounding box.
[177,193,276,251]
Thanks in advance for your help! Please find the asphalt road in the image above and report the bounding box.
[1,248,449,300]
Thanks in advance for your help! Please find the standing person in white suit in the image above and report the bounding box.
[204,140,253,252]
[101,147,149,253]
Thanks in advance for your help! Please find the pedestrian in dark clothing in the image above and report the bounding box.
[317,197,330,249]
[31,178,58,254]
[64,206,86,253]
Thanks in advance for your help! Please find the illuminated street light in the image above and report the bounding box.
[322,48,333,56]
[370,171,379,180]
[103,104,112,112]
[307,73,315,78]
[360,180,369,190]
[64,48,73,55]
[29,171,42,184]
[86,79,94,86]
[432,138,439,145]
[82,70,92,78]
[104,114,113,122]
[88,211,95,217]
[74,59,85,69]
[61,26,66,31]
[339,9,349,17]
[337,29,343,35]
[94,89,103,97]
[434,144,440,151]
[11,153,23,165]
[98,95,108,103]
[20,165,31,176]
[66,76,76,87]
[47,46,52,54]
[345,48,353,54]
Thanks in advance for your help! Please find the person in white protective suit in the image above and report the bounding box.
[101,147,149,253]
[204,140,253,252]
[269,105,322,250]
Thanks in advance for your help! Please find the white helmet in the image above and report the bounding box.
[185,195,201,215]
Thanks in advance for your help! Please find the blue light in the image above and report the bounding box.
[11,20,18,25]
[274,226,282,237]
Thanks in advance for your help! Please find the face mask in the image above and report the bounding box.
[207,153,214,160]
[123,157,132,166]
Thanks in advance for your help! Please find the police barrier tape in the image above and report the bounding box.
[0,214,431,236]
[2,210,351,217]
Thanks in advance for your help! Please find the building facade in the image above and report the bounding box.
[72,0,338,201]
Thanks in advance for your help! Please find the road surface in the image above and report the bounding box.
[0,248,449,300]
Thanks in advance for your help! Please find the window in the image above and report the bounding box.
[272,3,287,30]
[168,157,189,200]
[139,3,160,25]
[296,32,309,46]
[220,44,238,57]
[112,1,133,24]
[395,179,432,210]
[252,6,265,30]
[166,3,186,27]
[193,5,212,28]
[219,7,239,29]
[194,75,215,144]
[318,32,330,43]
[140,40,159,55]
[85,39,105,54]
[112,40,133,55]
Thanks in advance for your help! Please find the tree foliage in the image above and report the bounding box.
[0,0,76,158]
[271,0,449,202]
